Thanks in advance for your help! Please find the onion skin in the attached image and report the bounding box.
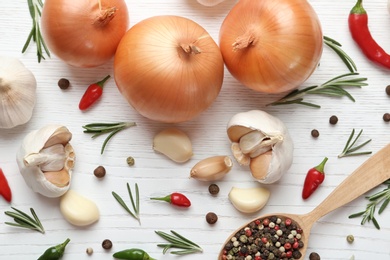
[41,0,129,68]
[114,15,224,123]
[219,0,323,93]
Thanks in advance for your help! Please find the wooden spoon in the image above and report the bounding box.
[219,143,390,259]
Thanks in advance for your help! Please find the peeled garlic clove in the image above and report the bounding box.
[16,124,75,198]
[197,0,226,6]
[60,190,100,226]
[153,128,193,163]
[227,110,293,184]
[228,186,270,213]
[0,57,37,128]
[190,155,233,181]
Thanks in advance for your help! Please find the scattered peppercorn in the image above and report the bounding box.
[383,113,390,122]
[86,247,93,255]
[206,212,218,224]
[208,184,220,195]
[386,85,390,96]
[309,252,321,260]
[102,239,112,250]
[58,78,70,90]
[126,156,135,166]
[311,129,319,138]
[346,234,355,243]
[329,115,338,125]
[94,166,106,178]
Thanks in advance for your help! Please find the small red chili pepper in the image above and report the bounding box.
[349,0,390,69]
[150,192,191,207]
[0,168,12,202]
[302,157,328,200]
[79,75,111,110]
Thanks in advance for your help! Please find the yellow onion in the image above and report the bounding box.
[41,0,129,68]
[219,0,323,93]
[114,15,224,123]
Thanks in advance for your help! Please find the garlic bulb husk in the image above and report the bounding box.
[0,57,37,128]
[227,110,293,184]
[16,124,75,198]
[197,0,226,7]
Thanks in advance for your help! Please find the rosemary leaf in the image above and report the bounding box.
[268,73,367,108]
[323,36,357,72]
[155,230,203,255]
[4,207,45,234]
[338,129,372,158]
[112,183,140,224]
[24,0,50,62]
[82,121,136,154]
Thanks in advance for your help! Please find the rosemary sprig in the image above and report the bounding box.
[4,207,45,234]
[155,230,203,255]
[112,182,140,224]
[24,0,50,62]
[82,121,136,154]
[338,129,372,158]
[323,36,357,73]
[268,72,368,108]
[349,179,390,229]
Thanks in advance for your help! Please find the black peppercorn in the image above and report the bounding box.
[386,85,390,96]
[206,212,218,224]
[58,78,70,90]
[383,113,390,122]
[311,129,319,138]
[94,166,106,178]
[102,239,112,250]
[208,184,220,195]
[309,252,321,260]
[329,115,338,125]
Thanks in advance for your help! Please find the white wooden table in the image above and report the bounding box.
[1,0,390,259]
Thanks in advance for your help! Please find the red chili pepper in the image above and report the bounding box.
[302,157,328,200]
[0,168,12,202]
[150,192,191,207]
[79,75,111,110]
[349,0,390,69]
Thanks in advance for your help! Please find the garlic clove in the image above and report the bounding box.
[197,0,226,7]
[228,186,270,214]
[231,142,250,166]
[153,128,193,163]
[0,57,37,129]
[190,155,233,181]
[227,110,294,184]
[16,124,75,198]
[60,190,100,226]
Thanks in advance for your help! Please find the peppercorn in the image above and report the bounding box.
[346,234,355,243]
[102,239,112,250]
[58,78,70,90]
[386,85,390,96]
[311,129,319,138]
[126,156,135,166]
[208,183,220,195]
[383,113,390,122]
[86,247,93,255]
[329,115,338,125]
[309,252,321,260]
[94,166,106,178]
[206,212,218,224]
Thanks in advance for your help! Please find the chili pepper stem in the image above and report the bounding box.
[314,157,328,173]
[58,238,71,250]
[95,75,111,88]
[150,195,171,203]
[351,0,365,15]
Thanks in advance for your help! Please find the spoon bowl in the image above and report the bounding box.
[219,143,390,259]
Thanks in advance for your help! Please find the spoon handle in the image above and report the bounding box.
[304,143,390,224]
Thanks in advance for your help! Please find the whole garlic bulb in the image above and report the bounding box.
[16,125,75,198]
[197,0,226,6]
[227,110,293,184]
[0,57,37,128]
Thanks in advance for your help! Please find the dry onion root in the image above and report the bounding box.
[219,0,323,93]
[41,0,129,67]
[114,15,224,123]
